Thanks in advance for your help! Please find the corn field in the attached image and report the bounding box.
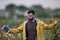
[0,18,60,40]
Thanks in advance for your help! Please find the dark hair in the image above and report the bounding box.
[27,10,35,15]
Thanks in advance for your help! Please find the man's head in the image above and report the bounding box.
[27,10,35,21]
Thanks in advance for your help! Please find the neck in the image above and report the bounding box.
[31,18,35,22]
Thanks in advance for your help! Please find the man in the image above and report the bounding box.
[9,10,58,40]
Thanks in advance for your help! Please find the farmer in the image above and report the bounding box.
[9,10,58,40]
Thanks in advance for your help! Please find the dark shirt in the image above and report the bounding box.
[26,21,37,40]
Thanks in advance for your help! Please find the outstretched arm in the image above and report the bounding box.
[9,22,25,34]
[40,19,58,30]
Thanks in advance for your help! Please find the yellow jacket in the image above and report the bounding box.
[10,19,56,40]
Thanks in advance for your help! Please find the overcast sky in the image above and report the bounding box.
[0,0,60,9]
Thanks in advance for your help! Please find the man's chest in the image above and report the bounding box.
[26,22,37,31]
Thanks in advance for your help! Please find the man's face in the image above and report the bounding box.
[27,13,34,21]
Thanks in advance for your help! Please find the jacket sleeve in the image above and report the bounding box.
[9,22,24,34]
[39,21,57,30]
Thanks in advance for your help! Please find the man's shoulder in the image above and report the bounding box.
[34,18,44,24]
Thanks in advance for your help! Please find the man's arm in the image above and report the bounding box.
[39,20,58,30]
[9,22,25,34]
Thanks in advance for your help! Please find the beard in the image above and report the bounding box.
[28,18,34,21]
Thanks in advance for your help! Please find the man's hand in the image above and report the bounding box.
[50,17,58,24]
[53,19,58,24]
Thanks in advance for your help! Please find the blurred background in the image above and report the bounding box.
[0,0,60,40]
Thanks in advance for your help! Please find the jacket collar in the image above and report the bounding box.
[26,18,39,23]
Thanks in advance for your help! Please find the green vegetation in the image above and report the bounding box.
[0,4,60,40]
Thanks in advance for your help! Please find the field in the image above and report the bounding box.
[0,18,60,40]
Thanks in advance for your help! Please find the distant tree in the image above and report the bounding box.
[44,8,51,17]
[51,9,60,18]
[18,5,29,12]
[31,5,46,18]
[5,3,17,18]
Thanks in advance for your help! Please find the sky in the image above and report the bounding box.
[0,0,60,9]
